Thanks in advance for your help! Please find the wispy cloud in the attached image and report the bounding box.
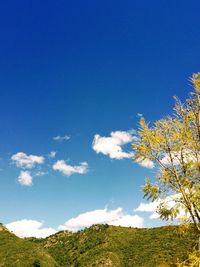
[53,135,70,142]
[18,171,33,186]
[11,152,44,169]
[53,160,88,176]
[48,151,57,158]
[92,131,134,160]
[34,171,47,177]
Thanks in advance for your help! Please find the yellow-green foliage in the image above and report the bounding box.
[132,73,200,232]
[177,249,200,266]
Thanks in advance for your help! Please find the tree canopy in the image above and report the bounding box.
[132,73,200,233]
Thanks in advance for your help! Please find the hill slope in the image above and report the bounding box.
[34,224,198,267]
[0,223,198,266]
[0,224,58,267]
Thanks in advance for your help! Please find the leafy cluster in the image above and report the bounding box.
[133,73,200,232]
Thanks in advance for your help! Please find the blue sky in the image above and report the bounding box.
[0,0,200,237]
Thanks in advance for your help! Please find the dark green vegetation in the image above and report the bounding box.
[0,223,198,267]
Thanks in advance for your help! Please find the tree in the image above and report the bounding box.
[132,73,200,233]
[33,259,41,267]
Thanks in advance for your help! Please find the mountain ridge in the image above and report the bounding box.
[0,223,198,266]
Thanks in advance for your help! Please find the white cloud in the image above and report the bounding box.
[134,201,160,219]
[6,209,144,238]
[134,201,159,213]
[53,160,88,176]
[135,200,165,220]
[92,131,134,159]
[6,220,56,238]
[18,171,33,186]
[150,212,160,219]
[11,152,44,169]
[48,151,57,158]
[58,208,144,232]
[135,157,154,169]
[160,150,199,166]
[110,214,144,228]
[160,153,180,166]
[134,194,188,220]
[53,135,70,142]
[135,149,200,169]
